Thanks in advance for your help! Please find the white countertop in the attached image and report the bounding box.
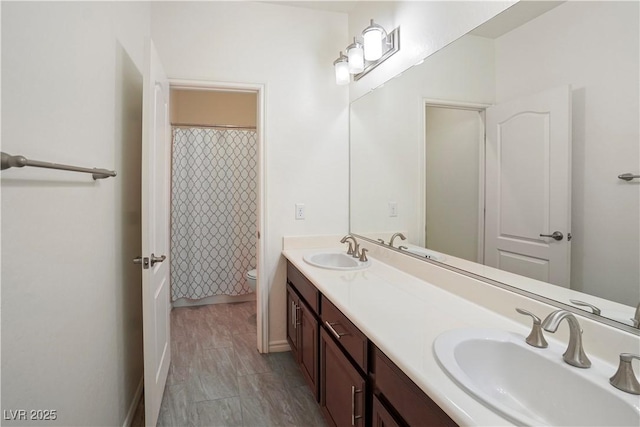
[283,247,527,426]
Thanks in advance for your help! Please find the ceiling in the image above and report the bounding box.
[470,0,564,39]
[261,1,362,14]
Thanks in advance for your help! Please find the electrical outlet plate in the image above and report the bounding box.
[295,203,305,220]
[388,201,398,217]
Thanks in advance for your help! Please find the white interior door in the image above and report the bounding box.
[485,85,571,287]
[141,39,171,426]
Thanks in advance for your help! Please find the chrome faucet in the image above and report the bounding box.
[340,235,359,258]
[541,310,591,368]
[389,232,406,247]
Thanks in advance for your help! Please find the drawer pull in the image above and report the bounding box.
[291,301,296,329]
[325,321,349,340]
[351,385,362,426]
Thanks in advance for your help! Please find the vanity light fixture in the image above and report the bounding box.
[333,51,350,85]
[333,18,400,84]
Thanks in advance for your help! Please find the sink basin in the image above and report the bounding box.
[434,328,640,426]
[303,251,371,271]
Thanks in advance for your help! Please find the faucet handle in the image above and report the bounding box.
[377,239,385,244]
[610,353,640,394]
[358,248,368,262]
[516,308,548,348]
[632,303,640,329]
[569,299,602,315]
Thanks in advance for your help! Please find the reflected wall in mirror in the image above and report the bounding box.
[350,1,639,328]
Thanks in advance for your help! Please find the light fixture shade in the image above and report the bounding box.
[333,52,350,85]
[362,19,386,61]
[346,38,364,74]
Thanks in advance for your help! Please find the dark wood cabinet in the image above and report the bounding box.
[372,346,457,427]
[372,395,401,427]
[286,261,458,427]
[298,298,319,395]
[321,296,368,372]
[320,328,366,427]
[286,283,319,399]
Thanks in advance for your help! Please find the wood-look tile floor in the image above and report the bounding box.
[138,301,327,427]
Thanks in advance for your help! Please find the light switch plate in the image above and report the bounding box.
[389,201,398,217]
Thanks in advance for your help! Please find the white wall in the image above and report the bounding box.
[1,2,150,425]
[347,0,514,101]
[494,1,640,304]
[149,1,350,348]
[350,35,495,244]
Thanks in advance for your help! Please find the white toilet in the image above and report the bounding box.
[246,269,257,292]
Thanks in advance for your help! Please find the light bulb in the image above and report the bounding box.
[346,39,364,74]
[362,19,386,61]
[333,52,350,85]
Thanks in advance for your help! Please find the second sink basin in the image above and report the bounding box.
[303,251,371,271]
[434,328,640,426]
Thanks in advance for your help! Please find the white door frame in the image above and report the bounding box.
[422,98,490,263]
[168,78,268,353]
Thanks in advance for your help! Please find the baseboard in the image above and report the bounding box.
[123,377,144,427]
[172,293,256,308]
[268,339,291,353]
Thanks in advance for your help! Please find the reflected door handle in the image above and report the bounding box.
[150,253,166,266]
[540,231,563,241]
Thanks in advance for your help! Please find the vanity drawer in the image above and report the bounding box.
[287,261,319,315]
[321,296,368,372]
[373,346,457,427]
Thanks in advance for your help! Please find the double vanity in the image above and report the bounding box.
[282,236,640,427]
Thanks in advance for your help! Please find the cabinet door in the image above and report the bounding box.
[299,300,319,399]
[320,329,365,427]
[374,347,457,427]
[286,284,299,360]
[372,395,401,427]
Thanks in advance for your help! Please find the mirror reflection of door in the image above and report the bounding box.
[425,105,485,264]
[425,86,571,288]
[485,85,572,288]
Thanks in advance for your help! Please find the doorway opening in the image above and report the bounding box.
[169,80,267,353]
[423,100,487,264]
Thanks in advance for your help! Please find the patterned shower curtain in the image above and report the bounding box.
[170,127,257,300]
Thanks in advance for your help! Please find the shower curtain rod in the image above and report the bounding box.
[172,123,257,130]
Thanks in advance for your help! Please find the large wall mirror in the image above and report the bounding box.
[350,1,639,331]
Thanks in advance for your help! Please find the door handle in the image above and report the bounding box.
[540,231,563,241]
[150,253,166,266]
[133,256,149,269]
